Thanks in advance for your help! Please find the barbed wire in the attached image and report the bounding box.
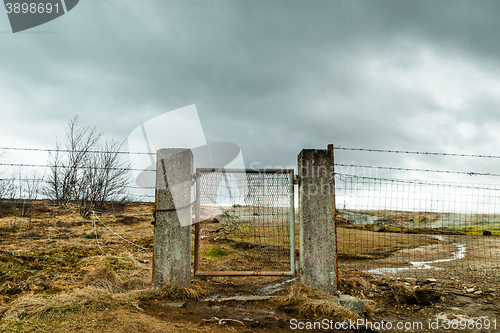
[0,178,156,191]
[3,145,500,159]
[92,211,151,250]
[333,146,500,159]
[0,162,155,172]
[0,146,156,155]
[0,238,152,252]
[335,163,500,177]
[0,251,149,267]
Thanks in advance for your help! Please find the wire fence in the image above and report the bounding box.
[0,146,157,203]
[0,146,153,295]
[334,146,500,283]
[0,197,154,293]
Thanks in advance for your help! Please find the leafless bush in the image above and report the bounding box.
[44,116,131,213]
[0,178,15,200]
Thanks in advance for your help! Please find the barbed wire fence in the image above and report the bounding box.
[0,147,156,290]
[4,144,500,286]
[333,146,500,283]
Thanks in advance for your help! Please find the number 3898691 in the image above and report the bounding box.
[5,3,60,14]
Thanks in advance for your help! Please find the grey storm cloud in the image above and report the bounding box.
[2,0,500,180]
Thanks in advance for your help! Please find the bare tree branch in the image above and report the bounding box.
[45,116,131,214]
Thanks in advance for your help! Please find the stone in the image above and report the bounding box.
[161,302,186,308]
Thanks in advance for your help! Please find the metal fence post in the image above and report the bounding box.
[153,148,193,288]
[298,149,338,295]
[327,144,339,291]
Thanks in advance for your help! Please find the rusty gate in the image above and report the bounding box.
[193,168,296,276]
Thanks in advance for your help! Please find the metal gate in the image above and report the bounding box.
[194,168,296,276]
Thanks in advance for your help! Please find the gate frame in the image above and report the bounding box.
[193,168,296,276]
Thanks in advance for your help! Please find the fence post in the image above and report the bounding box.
[298,149,337,295]
[153,148,193,289]
[327,144,339,291]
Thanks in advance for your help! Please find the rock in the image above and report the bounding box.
[405,278,417,284]
[466,288,475,293]
[426,278,437,284]
[372,222,386,232]
[483,230,492,236]
[161,302,186,308]
[474,291,483,295]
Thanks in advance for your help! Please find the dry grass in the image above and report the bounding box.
[0,265,153,322]
[340,277,371,298]
[389,283,418,305]
[82,265,150,293]
[387,283,441,306]
[271,283,358,321]
[159,284,206,301]
[83,229,102,239]
[0,287,112,320]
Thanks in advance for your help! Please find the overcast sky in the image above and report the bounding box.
[2,0,500,187]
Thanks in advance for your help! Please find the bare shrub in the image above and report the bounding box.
[45,116,131,214]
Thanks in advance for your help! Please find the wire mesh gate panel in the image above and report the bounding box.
[194,168,296,276]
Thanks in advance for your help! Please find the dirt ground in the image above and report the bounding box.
[2,201,500,332]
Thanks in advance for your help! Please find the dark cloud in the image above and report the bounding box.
[2,0,500,182]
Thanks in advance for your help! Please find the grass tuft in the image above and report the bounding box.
[160,284,206,301]
[82,265,150,293]
[271,283,358,321]
[204,246,232,259]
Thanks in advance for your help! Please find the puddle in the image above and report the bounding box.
[342,212,379,225]
[435,312,488,322]
[260,277,298,294]
[367,235,467,275]
[225,306,275,316]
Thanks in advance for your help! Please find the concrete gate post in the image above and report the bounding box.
[153,148,193,289]
[298,149,337,295]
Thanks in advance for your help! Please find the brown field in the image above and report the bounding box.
[2,201,500,332]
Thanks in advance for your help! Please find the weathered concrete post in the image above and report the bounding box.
[298,149,337,295]
[153,148,193,289]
